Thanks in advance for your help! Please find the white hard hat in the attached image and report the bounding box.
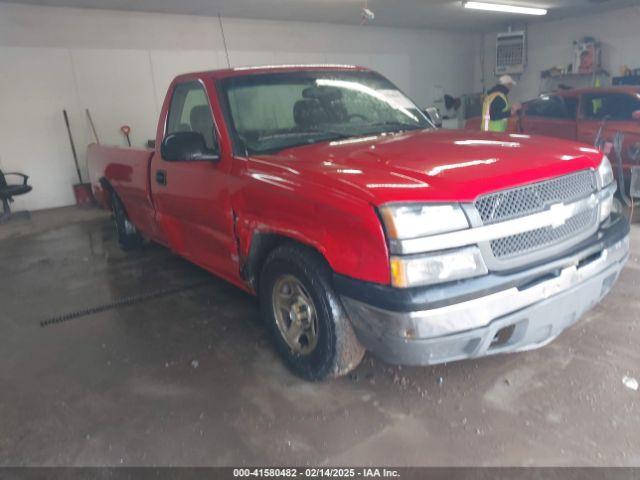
[499,75,516,86]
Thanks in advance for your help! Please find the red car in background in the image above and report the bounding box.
[467,87,640,180]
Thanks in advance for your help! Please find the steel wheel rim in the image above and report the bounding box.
[272,274,318,355]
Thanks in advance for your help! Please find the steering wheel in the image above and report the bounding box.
[346,113,369,123]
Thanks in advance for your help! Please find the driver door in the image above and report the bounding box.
[150,80,238,280]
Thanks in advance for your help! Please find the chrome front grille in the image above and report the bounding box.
[474,170,599,261]
[475,170,596,225]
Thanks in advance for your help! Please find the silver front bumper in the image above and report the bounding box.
[342,235,629,366]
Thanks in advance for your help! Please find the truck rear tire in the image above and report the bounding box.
[111,192,143,251]
[259,243,365,381]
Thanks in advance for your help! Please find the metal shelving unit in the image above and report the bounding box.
[539,69,609,94]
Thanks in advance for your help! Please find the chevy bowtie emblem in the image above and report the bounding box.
[548,195,596,228]
[549,202,571,228]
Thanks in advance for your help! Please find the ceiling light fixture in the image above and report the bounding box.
[462,1,547,15]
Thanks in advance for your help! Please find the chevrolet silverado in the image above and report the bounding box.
[88,65,629,380]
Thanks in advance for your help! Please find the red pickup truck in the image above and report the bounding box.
[466,87,640,183]
[88,65,629,380]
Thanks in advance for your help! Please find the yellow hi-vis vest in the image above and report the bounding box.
[481,91,509,132]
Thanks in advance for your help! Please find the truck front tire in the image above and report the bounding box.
[111,192,143,251]
[259,243,365,381]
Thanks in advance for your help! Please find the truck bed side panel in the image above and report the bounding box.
[87,144,166,244]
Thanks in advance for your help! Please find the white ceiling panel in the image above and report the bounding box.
[1,0,636,31]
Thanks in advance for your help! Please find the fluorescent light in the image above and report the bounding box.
[463,1,547,15]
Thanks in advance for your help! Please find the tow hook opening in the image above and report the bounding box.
[490,324,516,348]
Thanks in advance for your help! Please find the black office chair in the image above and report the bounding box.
[0,170,32,223]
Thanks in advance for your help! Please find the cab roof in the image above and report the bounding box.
[173,64,369,83]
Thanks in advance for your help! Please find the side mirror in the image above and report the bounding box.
[161,131,219,162]
[423,106,442,128]
[632,110,640,121]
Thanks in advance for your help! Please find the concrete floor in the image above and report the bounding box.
[1,206,639,467]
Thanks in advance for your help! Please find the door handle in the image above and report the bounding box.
[156,170,167,186]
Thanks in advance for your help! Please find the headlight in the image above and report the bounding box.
[600,195,613,221]
[597,156,614,188]
[390,247,488,288]
[379,203,469,239]
[596,156,614,222]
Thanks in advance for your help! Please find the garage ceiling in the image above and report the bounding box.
[2,0,638,31]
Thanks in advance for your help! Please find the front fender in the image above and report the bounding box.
[233,175,391,286]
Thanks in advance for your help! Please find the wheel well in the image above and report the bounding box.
[243,233,329,293]
[99,177,115,210]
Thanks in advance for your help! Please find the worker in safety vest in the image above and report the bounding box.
[481,75,521,132]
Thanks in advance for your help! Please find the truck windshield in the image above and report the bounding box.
[219,70,432,154]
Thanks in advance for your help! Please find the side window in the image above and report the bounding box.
[166,82,217,150]
[526,96,568,119]
[563,97,578,119]
[582,93,640,121]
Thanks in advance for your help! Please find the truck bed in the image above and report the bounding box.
[87,143,164,243]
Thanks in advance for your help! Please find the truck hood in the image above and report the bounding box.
[254,129,604,205]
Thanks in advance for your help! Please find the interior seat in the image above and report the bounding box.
[293,99,329,129]
[190,105,216,150]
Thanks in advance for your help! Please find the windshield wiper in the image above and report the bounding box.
[250,131,357,155]
[257,130,353,142]
[368,120,423,132]
[303,129,355,140]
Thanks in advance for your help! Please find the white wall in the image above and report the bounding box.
[474,6,640,104]
[0,3,476,211]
